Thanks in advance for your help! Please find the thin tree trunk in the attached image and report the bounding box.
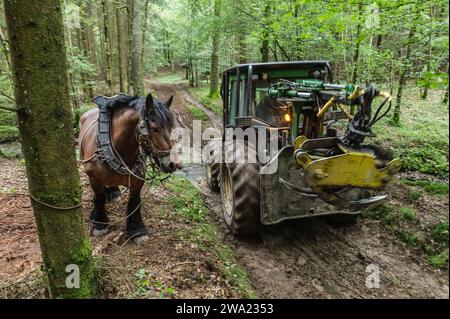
[350,2,363,114]
[209,0,221,97]
[421,32,432,100]
[85,2,98,68]
[101,0,113,95]
[443,62,449,105]
[235,0,247,64]
[116,0,129,93]
[0,25,13,85]
[260,1,271,63]
[63,0,81,109]
[393,4,420,125]
[78,1,94,100]
[140,0,150,68]
[4,0,97,298]
[421,3,434,100]
[129,0,144,96]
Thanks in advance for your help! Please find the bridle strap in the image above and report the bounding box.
[136,120,171,158]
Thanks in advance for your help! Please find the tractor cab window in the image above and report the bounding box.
[228,78,246,126]
[252,79,293,127]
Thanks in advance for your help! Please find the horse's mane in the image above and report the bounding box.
[107,94,175,130]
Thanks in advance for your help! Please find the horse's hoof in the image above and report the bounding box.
[133,235,149,245]
[92,228,109,237]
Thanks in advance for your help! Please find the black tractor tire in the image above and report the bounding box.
[220,143,261,236]
[204,138,222,192]
[206,162,220,192]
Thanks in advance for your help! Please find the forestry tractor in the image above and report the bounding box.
[204,61,401,235]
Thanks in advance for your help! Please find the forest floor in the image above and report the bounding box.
[0,74,448,298]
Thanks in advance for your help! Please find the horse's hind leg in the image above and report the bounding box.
[89,178,109,236]
[105,186,121,203]
[125,182,148,245]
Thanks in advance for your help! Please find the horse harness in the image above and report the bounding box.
[91,94,151,179]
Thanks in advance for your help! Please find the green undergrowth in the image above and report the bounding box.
[187,104,209,122]
[371,87,448,177]
[363,203,449,268]
[188,86,222,115]
[72,104,94,137]
[401,179,449,195]
[153,73,187,84]
[159,175,258,298]
[0,125,19,143]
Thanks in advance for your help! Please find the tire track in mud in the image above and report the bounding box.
[149,80,449,299]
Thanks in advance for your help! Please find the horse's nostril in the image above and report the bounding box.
[168,162,176,171]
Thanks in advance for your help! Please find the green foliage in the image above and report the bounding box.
[133,268,176,299]
[402,179,449,195]
[409,190,422,201]
[373,87,449,177]
[418,72,449,90]
[428,250,449,268]
[399,207,416,221]
[166,176,207,223]
[72,104,93,136]
[189,86,222,115]
[188,105,208,121]
[0,125,19,143]
[0,109,17,126]
[162,175,258,298]
[154,73,186,84]
[364,203,448,268]
[432,222,449,243]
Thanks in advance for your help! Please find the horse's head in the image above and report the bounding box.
[137,93,180,173]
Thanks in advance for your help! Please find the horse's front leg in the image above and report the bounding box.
[125,180,149,244]
[89,178,109,236]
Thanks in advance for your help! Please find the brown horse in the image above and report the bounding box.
[79,93,180,244]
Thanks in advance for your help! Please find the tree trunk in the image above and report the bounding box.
[235,0,247,64]
[443,62,449,105]
[101,0,113,95]
[4,0,97,298]
[140,0,150,68]
[78,1,94,100]
[116,0,129,93]
[421,32,432,100]
[0,25,13,85]
[85,2,98,68]
[393,4,420,125]
[350,2,363,114]
[260,2,271,63]
[129,0,144,96]
[209,0,221,97]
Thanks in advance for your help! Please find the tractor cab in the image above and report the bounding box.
[221,61,347,145]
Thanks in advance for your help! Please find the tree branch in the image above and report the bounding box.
[0,105,18,112]
[0,89,15,102]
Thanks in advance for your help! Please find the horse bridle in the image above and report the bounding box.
[137,117,172,159]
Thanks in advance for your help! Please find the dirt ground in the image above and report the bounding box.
[0,79,448,299]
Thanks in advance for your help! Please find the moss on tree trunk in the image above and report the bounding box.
[4,0,98,298]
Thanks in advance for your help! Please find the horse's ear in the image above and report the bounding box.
[145,93,155,115]
[166,95,174,109]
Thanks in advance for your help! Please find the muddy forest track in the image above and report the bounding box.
[150,80,449,299]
